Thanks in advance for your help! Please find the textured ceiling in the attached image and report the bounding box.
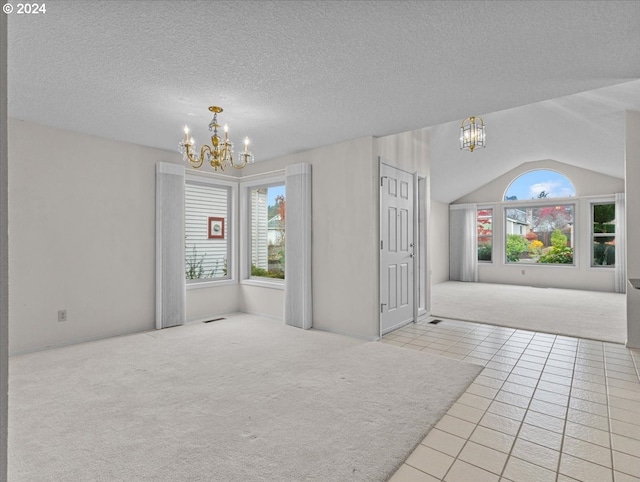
[7,0,640,201]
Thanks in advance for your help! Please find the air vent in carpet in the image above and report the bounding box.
[203,317,226,324]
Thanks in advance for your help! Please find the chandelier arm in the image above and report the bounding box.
[185,144,204,169]
[231,155,248,169]
[200,144,212,164]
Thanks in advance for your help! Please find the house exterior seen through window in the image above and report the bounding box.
[250,184,285,279]
[185,181,230,281]
[504,205,575,265]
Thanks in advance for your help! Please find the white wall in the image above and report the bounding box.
[234,128,431,339]
[238,137,379,339]
[9,120,176,353]
[239,285,284,320]
[626,111,640,348]
[187,284,240,323]
[454,160,624,292]
[1,14,9,477]
[455,159,624,204]
[8,120,244,353]
[429,200,450,285]
[374,128,430,175]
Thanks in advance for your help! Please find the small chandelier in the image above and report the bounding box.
[460,116,486,152]
[179,106,254,171]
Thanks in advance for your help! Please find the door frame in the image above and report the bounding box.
[379,159,419,337]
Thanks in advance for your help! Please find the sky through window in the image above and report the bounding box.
[504,170,575,201]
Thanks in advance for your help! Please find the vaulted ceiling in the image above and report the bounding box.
[8,1,640,202]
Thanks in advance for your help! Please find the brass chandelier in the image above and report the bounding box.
[460,116,486,152]
[179,106,254,171]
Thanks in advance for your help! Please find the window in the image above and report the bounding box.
[505,204,574,265]
[477,208,493,262]
[592,202,615,267]
[504,169,575,201]
[185,181,230,282]
[250,184,285,279]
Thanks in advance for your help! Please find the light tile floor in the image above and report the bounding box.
[384,317,640,482]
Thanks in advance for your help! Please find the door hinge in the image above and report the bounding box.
[380,303,387,313]
[380,176,387,187]
[380,240,383,250]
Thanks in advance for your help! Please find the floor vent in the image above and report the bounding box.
[203,317,226,324]
[429,319,442,324]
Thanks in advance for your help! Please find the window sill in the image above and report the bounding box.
[241,278,285,290]
[186,279,236,290]
[505,263,577,268]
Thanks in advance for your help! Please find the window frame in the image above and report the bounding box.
[503,200,577,267]
[184,173,238,290]
[590,200,616,269]
[240,173,286,290]
[503,168,576,202]
[477,207,493,263]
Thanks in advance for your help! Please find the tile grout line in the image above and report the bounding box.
[438,324,508,481]
[386,321,640,482]
[495,332,563,482]
[563,341,623,477]
[492,330,541,482]
[395,321,497,480]
[604,343,619,480]
[442,326,541,481]
[552,335,579,482]
[404,323,561,480]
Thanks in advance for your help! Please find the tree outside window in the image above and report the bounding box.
[250,184,285,279]
[477,209,493,262]
[505,205,574,265]
[592,203,615,267]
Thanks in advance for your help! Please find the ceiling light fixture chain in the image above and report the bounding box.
[179,105,254,171]
[460,115,486,152]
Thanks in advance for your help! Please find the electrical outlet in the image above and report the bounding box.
[57,309,67,322]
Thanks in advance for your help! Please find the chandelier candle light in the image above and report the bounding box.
[180,106,254,171]
[460,115,486,152]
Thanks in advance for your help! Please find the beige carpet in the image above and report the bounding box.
[431,281,626,344]
[9,313,481,482]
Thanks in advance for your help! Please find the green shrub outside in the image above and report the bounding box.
[537,229,573,264]
[506,235,528,262]
[593,243,615,266]
[251,264,285,279]
[478,243,492,261]
[537,246,573,264]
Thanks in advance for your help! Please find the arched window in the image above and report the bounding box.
[503,169,576,265]
[504,169,575,201]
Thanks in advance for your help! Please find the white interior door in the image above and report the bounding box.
[380,162,415,335]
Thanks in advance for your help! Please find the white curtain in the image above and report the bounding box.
[284,163,312,329]
[615,192,626,294]
[156,162,186,329]
[449,203,478,282]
